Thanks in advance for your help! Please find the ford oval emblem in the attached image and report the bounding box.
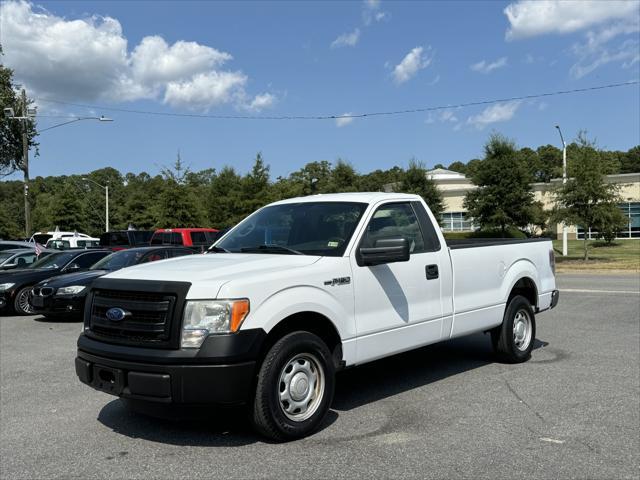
[105,307,129,322]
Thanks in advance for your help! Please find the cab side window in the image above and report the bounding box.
[360,202,425,254]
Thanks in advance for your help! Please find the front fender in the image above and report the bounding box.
[240,285,354,341]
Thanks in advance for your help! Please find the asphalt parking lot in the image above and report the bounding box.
[1,273,639,479]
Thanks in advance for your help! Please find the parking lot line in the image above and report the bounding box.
[560,288,640,295]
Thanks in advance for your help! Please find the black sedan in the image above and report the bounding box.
[0,249,112,315]
[29,246,195,319]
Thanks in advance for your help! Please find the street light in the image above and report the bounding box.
[4,95,113,237]
[82,178,109,233]
[38,115,113,133]
[555,125,568,257]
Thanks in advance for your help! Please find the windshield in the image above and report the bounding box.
[216,202,367,256]
[90,249,146,271]
[0,252,13,264]
[29,251,75,269]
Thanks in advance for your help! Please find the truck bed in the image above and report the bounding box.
[446,237,551,249]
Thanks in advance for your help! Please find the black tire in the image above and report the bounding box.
[491,295,536,363]
[13,287,35,316]
[251,331,335,441]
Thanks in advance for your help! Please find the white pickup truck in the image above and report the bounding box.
[76,192,559,440]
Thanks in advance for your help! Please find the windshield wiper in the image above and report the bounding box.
[207,245,230,253]
[240,245,303,255]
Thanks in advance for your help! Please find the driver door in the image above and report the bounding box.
[351,201,443,363]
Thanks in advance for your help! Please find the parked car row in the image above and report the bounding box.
[0,246,196,316]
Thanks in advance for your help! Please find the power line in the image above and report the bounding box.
[32,80,639,121]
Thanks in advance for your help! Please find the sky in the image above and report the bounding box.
[1,0,639,181]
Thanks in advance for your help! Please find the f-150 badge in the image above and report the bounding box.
[324,277,351,286]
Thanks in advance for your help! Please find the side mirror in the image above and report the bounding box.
[358,236,410,266]
[0,262,17,270]
[65,262,81,272]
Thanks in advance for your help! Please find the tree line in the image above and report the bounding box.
[1,134,636,251]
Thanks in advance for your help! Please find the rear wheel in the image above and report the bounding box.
[14,287,35,315]
[491,295,536,363]
[251,331,335,441]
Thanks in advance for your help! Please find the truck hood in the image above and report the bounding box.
[102,253,321,298]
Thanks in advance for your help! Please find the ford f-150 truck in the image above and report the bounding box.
[76,192,559,440]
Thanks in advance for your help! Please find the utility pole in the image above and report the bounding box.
[555,125,568,257]
[21,88,31,238]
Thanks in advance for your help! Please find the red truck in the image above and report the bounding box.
[150,228,219,251]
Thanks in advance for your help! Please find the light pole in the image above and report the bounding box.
[82,178,109,232]
[38,115,113,133]
[555,125,568,257]
[4,94,113,237]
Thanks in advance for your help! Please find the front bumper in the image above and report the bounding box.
[76,329,265,406]
[76,352,256,405]
[0,291,15,312]
[30,292,85,317]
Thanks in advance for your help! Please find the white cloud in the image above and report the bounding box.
[164,71,247,110]
[569,21,640,78]
[439,109,458,123]
[470,57,508,74]
[504,0,640,78]
[426,108,460,128]
[246,93,277,112]
[467,101,521,129]
[331,28,360,48]
[0,0,276,111]
[392,46,432,84]
[428,74,441,86]
[504,0,639,39]
[335,113,355,127]
[363,0,388,25]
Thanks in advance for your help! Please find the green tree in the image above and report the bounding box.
[621,146,640,173]
[0,46,38,176]
[464,134,535,236]
[241,153,271,213]
[0,180,23,238]
[289,161,333,195]
[120,172,162,229]
[553,133,623,259]
[534,145,562,182]
[155,154,206,228]
[329,160,358,192]
[49,181,85,231]
[208,166,244,227]
[395,159,444,222]
[447,161,467,174]
[356,166,404,191]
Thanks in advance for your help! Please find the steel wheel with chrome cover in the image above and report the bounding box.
[252,331,335,441]
[491,295,536,363]
[14,287,36,315]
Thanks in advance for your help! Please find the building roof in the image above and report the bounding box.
[426,168,467,180]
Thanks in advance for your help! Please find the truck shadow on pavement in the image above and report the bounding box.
[97,332,547,445]
[334,332,548,411]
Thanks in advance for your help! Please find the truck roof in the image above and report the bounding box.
[270,192,422,206]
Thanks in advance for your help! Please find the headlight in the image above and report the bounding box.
[0,283,15,292]
[56,285,86,296]
[181,299,250,348]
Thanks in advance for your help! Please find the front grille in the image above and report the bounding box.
[32,287,53,296]
[87,288,177,347]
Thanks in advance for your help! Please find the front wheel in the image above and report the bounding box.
[14,287,35,315]
[491,295,536,363]
[251,331,335,441]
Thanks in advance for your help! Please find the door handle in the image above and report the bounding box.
[426,264,439,280]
